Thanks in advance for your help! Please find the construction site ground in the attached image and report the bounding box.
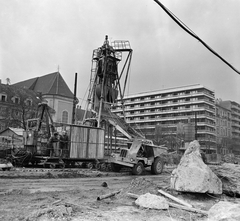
[0,166,234,221]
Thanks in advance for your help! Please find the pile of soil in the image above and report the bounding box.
[121,177,159,196]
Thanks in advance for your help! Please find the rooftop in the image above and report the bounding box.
[13,72,74,99]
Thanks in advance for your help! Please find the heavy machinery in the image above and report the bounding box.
[83,36,168,174]
[111,140,168,175]
[9,36,168,173]
[23,101,54,154]
[16,101,65,167]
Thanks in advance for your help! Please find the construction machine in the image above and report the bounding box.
[23,101,55,154]
[12,101,65,168]
[83,36,168,174]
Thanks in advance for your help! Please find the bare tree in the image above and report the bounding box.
[0,86,40,130]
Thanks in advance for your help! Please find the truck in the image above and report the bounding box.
[111,139,168,175]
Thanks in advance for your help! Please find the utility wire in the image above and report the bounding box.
[153,0,240,75]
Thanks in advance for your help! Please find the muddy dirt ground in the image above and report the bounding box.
[0,167,233,221]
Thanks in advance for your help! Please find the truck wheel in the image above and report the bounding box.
[111,163,122,172]
[151,157,164,175]
[132,162,144,175]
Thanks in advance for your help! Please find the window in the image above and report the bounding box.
[25,99,32,106]
[12,96,20,104]
[62,111,68,123]
[1,94,7,102]
[13,110,20,117]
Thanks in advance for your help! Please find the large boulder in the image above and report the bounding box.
[135,193,169,210]
[208,201,240,221]
[170,140,222,194]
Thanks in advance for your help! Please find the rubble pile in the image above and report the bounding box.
[211,163,240,197]
[26,204,73,221]
[123,177,159,196]
[222,154,240,164]
[170,140,222,194]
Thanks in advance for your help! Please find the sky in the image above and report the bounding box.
[0,0,240,108]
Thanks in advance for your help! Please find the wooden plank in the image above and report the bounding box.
[88,129,96,158]
[158,189,193,208]
[96,129,99,158]
[127,193,207,215]
[96,129,104,159]
[86,128,90,158]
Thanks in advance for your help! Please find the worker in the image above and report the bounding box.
[138,145,146,157]
[59,130,69,158]
[48,132,59,157]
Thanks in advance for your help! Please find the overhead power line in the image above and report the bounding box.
[153,0,240,75]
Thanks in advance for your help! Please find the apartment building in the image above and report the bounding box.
[218,100,240,154]
[113,84,216,151]
[215,100,232,154]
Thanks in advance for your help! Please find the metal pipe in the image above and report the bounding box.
[72,73,77,124]
[97,190,121,201]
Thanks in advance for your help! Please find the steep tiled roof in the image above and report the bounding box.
[13,72,74,99]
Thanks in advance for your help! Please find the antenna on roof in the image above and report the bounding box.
[57,65,60,72]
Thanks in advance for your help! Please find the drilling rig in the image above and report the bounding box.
[82,36,167,175]
[83,36,145,151]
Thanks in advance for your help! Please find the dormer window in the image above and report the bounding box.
[0,93,7,102]
[25,98,32,106]
[12,96,20,104]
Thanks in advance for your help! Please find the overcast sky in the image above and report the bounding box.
[1,0,240,107]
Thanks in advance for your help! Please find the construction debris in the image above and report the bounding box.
[208,201,240,221]
[127,192,208,215]
[170,140,222,194]
[97,190,121,201]
[210,163,240,197]
[101,181,108,187]
[135,192,169,210]
[168,202,208,215]
[158,189,193,208]
[123,177,160,195]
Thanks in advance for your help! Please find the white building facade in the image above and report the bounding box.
[113,84,216,151]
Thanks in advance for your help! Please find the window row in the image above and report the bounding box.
[0,93,33,106]
[216,118,231,127]
[123,89,214,103]
[216,127,231,137]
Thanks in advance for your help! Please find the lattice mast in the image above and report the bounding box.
[83,35,133,128]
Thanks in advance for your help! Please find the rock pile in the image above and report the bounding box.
[170,140,222,194]
[124,177,159,195]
